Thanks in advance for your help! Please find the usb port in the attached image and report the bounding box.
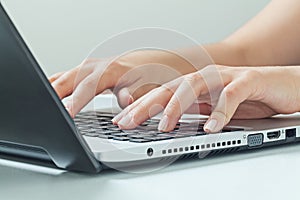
[267,131,281,139]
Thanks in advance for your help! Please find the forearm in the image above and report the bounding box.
[205,0,300,67]
[221,0,300,66]
[117,42,246,77]
[203,42,247,66]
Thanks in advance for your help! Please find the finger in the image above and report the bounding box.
[112,77,182,129]
[130,83,160,102]
[117,85,174,129]
[49,71,65,83]
[158,72,208,132]
[112,76,183,124]
[51,69,79,99]
[51,60,99,99]
[115,84,160,109]
[111,88,157,124]
[65,62,120,117]
[229,101,276,119]
[185,103,212,115]
[117,87,134,109]
[65,71,112,117]
[204,78,255,133]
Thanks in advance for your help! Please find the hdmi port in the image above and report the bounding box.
[267,131,281,139]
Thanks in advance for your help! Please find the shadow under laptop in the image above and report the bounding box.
[1,142,299,200]
[0,141,299,178]
[100,142,300,178]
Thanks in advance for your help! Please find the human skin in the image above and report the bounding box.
[50,0,300,132]
[113,65,300,133]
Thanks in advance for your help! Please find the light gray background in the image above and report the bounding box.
[2,2,300,200]
[2,0,270,76]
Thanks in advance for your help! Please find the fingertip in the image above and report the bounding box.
[49,71,65,83]
[158,115,178,132]
[204,115,225,133]
[111,118,117,125]
[204,118,218,133]
[49,77,56,83]
[158,115,169,132]
[112,112,124,124]
[128,95,134,105]
[117,113,137,129]
[65,104,75,118]
[117,88,134,108]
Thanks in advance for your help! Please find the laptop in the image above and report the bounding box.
[1,3,300,173]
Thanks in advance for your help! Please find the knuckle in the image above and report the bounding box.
[223,86,237,99]
[205,64,223,71]
[106,60,126,73]
[82,78,97,89]
[184,72,202,83]
[110,60,123,68]
[243,69,261,81]
[160,85,174,95]
[205,64,216,70]
[54,77,68,89]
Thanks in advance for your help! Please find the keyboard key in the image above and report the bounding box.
[112,136,130,141]
[97,135,114,139]
[97,130,122,135]
[111,133,131,137]
[128,134,147,139]
[143,135,173,141]
[129,138,152,143]
[75,111,245,141]
[84,132,99,137]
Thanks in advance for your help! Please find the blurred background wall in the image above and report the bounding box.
[2,0,269,76]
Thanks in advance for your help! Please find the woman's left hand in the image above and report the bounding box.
[112,65,300,133]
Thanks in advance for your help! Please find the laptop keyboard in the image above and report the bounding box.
[74,111,243,143]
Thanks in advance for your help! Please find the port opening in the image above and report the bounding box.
[285,128,296,138]
[267,131,281,140]
[247,133,263,147]
[147,148,154,157]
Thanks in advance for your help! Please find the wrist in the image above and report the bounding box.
[203,41,248,66]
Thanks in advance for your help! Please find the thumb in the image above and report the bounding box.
[117,87,134,109]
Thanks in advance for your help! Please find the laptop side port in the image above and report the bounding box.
[247,133,263,147]
[267,130,281,140]
[285,128,296,138]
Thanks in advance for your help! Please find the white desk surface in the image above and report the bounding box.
[1,95,300,200]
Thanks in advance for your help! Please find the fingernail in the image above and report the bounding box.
[118,113,133,128]
[158,115,169,131]
[111,118,117,125]
[204,119,218,133]
[112,113,123,124]
[128,95,134,105]
[65,104,73,116]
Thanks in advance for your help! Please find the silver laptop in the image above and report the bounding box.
[1,3,299,173]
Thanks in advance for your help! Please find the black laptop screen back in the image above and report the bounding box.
[0,3,101,173]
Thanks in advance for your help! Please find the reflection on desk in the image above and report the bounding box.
[1,95,300,200]
[1,143,300,200]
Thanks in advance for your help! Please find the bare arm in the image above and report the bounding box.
[208,0,300,66]
[50,0,300,117]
